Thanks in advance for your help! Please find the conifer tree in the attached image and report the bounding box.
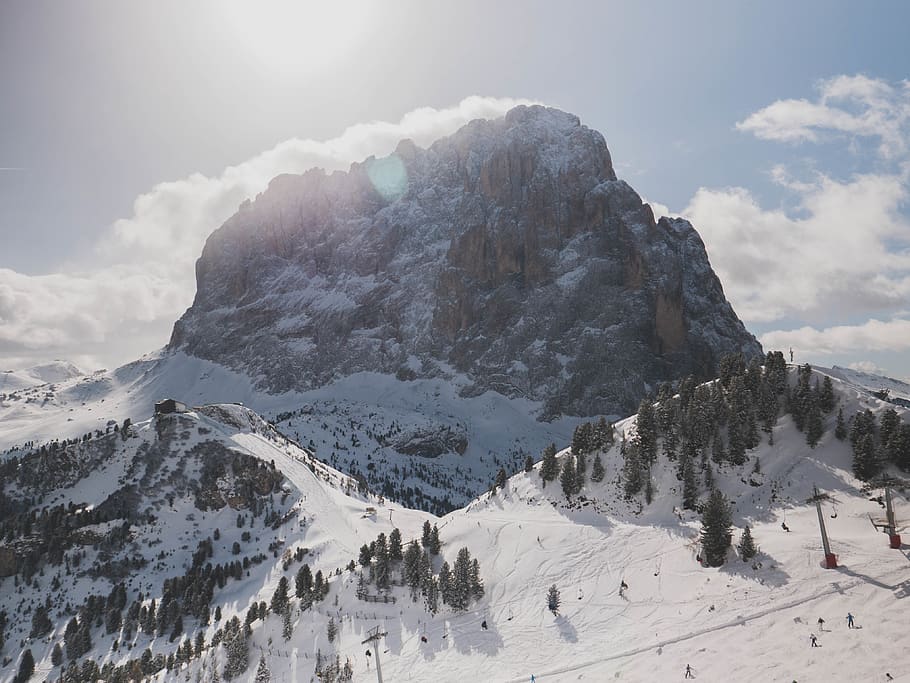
[738,526,757,561]
[52,642,63,667]
[295,564,313,604]
[853,433,880,481]
[327,617,337,643]
[524,454,534,473]
[622,439,643,497]
[727,418,746,465]
[270,576,289,615]
[560,455,577,498]
[429,524,441,555]
[421,521,432,549]
[806,395,824,448]
[835,407,847,440]
[494,467,508,492]
[888,424,910,471]
[590,453,605,483]
[711,433,726,465]
[700,489,733,567]
[438,561,453,606]
[15,649,34,683]
[254,654,271,683]
[594,416,614,450]
[547,584,560,614]
[819,375,835,412]
[880,409,901,446]
[389,528,403,562]
[29,604,52,638]
[635,400,658,468]
[682,455,699,510]
[539,443,559,485]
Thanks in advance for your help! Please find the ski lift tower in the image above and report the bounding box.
[809,485,837,568]
[362,625,388,683]
[869,486,902,549]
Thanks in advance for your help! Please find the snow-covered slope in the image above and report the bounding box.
[5,364,909,682]
[0,360,83,393]
[0,350,580,512]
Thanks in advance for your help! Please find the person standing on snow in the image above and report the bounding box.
[846,612,855,628]
[810,634,818,647]
[685,664,693,678]
[817,617,825,631]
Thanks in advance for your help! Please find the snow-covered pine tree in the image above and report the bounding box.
[373,533,390,589]
[635,399,658,467]
[590,453,605,483]
[438,561,453,606]
[560,455,577,498]
[389,528,403,561]
[424,575,440,614]
[594,416,614,450]
[451,547,473,611]
[682,455,698,510]
[834,407,847,440]
[15,648,34,683]
[524,454,534,472]
[853,433,880,481]
[51,642,63,667]
[270,576,289,614]
[429,524,441,555]
[282,605,293,641]
[222,617,249,680]
[547,584,560,614]
[805,394,823,447]
[711,433,726,465]
[327,616,337,643]
[880,409,900,446]
[254,654,270,683]
[539,443,559,485]
[622,438,643,497]
[819,375,835,412]
[738,526,757,561]
[700,489,733,567]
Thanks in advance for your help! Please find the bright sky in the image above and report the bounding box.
[1,0,909,380]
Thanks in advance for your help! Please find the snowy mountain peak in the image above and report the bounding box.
[169,105,760,418]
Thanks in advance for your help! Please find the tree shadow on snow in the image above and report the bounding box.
[715,549,791,588]
[552,614,578,643]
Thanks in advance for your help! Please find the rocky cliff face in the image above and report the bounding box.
[170,106,761,416]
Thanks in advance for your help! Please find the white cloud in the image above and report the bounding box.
[760,318,910,356]
[685,173,910,323]
[847,360,888,375]
[736,74,910,159]
[0,96,533,371]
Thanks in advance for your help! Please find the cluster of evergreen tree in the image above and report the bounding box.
[294,562,330,609]
[786,364,835,447]
[354,522,482,614]
[571,418,614,455]
[618,352,829,510]
[849,406,910,480]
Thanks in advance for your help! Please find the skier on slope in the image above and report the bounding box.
[846,612,855,628]
[809,634,818,647]
[817,617,825,631]
[481,620,487,630]
[685,663,693,678]
[619,579,628,597]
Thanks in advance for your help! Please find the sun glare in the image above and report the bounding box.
[225,1,370,74]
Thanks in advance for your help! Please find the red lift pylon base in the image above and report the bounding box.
[824,553,837,569]
[889,534,902,549]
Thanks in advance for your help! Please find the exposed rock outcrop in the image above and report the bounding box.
[170,106,760,416]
